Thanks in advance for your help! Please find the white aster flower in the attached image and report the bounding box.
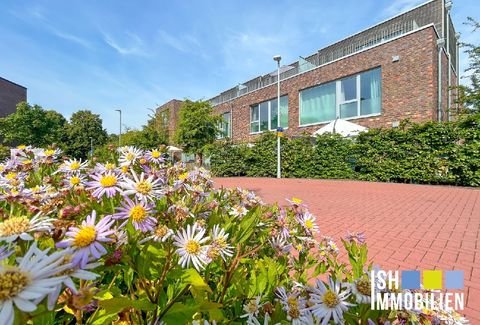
[173,223,210,271]
[308,278,354,325]
[118,146,143,166]
[276,287,312,325]
[120,170,164,202]
[241,296,262,323]
[229,205,247,218]
[350,276,373,304]
[0,243,67,325]
[0,213,54,243]
[297,212,319,236]
[206,225,234,261]
[57,159,89,174]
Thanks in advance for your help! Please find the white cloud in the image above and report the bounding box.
[102,32,150,57]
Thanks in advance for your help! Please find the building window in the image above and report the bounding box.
[218,112,231,138]
[250,96,288,133]
[299,67,381,126]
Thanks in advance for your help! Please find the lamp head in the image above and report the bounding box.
[273,55,281,63]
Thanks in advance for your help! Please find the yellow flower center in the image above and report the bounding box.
[73,226,97,248]
[151,150,161,158]
[291,197,303,204]
[99,175,117,187]
[139,158,147,165]
[213,237,227,249]
[287,296,299,308]
[70,176,81,186]
[247,301,258,313]
[44,149,55,156]
[356,278,371,296]
[178,172,189,181]
[185,240,201,254]
[323,290,340,308]
[69,161,81,170]
[129,205,147,222]
[305,219,314,230]
[135,181,152,195]
[16,145,27,149]
[207,246,220,259]
[155,225,169,237]
[0,268,31,300]
[22,159,32,165]
[0,166,4,172]
[126,153,135,161]
[5,172,16,180]
[105,162,116,170]
[121,166,129,173]
[0,217,30,236]
[288,307,300,319]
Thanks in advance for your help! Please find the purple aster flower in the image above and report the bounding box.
[86,171,123,198]
[57,211,115,268]
[345,231,366,244]
[0,245,14,261]
[112,196,157,232]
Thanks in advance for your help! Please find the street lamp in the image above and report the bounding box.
[273,55,282,179]
[89,137,93,157]
[115,109,122,147]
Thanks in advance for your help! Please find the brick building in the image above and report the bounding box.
[159,0,459,143]
[0,77,27,118]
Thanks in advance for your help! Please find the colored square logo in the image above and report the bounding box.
[423,270,442,290]
[402,270,420,289]
[445,270,464,289]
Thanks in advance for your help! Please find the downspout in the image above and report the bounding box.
[446,1,452,121]
[437,0,446,122]
[456,32,460,114]
[437,38,445,122]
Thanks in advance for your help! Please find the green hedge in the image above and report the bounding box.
[208,114,480,187]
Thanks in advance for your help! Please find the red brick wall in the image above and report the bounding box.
[156,99,183,143]
[0,78,27,118]
[213,27,442,143]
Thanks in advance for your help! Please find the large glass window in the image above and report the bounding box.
[299,67,381,125]
[299,82,336,125]
[218,112,231,138]
[360,68,381,115]
[250,96,288,133]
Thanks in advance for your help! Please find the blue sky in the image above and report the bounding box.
[0,0,478,133]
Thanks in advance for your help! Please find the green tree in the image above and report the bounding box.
[65,110,108,159]
[121,125,167,149]
[174,100,221,165]
[458,17,480,112]
[0,102,67,147]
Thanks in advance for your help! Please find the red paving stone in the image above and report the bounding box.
[214,177,480,322]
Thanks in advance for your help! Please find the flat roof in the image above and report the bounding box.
[0,76,27,89]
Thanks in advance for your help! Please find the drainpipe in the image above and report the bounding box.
[446,0,452,121]
[437,38,445,122]
[456,32,460,114]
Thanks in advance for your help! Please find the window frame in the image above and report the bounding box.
[250,95,288,134]
[218,111,231,139]
[298,67,382,127]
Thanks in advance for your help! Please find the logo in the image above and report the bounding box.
[370,270,464,311]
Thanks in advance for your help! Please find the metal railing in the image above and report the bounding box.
[210,0,455,107]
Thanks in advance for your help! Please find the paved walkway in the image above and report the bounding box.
[214,177,480,322]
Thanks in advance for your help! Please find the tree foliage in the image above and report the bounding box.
[209,114,480,187]
[0,102,67,147]
[458,17,480,112]
[64,110,108,159]
[174,100,222,164]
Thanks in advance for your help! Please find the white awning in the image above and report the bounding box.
[313,119,368,137]
[167,146,183,152]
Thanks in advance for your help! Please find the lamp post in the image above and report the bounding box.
[115,109,122,147]
[89,137,93,157]
[273,55,282,179]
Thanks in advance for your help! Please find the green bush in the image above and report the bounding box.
[208,113,480,187]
